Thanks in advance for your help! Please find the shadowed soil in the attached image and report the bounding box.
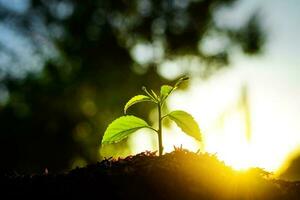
[1,149,300,199]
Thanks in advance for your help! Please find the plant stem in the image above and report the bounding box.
[157,103,163,156]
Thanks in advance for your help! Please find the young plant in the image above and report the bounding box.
[101,76,201,156]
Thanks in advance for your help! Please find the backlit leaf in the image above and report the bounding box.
[174,76,189,88]
[102,115,150,144]
[160,85,173,100]
[166,110,201,141]
[124,95,153,114]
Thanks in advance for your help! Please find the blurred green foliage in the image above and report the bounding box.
[0,0,264,173]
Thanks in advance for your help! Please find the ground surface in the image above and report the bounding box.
[1,149,300,199]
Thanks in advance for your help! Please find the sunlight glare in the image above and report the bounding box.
[129,62,300,173]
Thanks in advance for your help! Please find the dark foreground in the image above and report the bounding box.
[1,149,300,199]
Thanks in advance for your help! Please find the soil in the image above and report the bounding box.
[1,149,300,199]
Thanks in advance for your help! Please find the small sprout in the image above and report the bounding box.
[101,76,202,156]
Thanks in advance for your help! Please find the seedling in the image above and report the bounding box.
[101,76,201,156]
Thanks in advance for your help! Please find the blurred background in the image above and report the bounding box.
[0,0,299,180]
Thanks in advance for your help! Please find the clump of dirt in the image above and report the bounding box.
[1,149,300,199]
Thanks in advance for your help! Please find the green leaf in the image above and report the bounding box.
[174,76,189,88]
[124,95,153,114]
[166,110,201,141]
[160,85,173,100]
[102,115,150,144]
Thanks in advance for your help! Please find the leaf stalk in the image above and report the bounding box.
[157,103,163,156]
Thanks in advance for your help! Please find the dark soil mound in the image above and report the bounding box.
[1,149,300,199]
